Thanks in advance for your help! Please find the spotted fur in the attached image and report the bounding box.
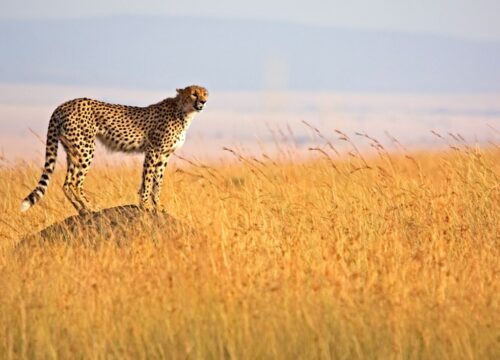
[21,85,209,214]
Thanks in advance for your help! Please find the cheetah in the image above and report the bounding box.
[20,85,209,215]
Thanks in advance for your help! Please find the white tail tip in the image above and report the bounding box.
[20,200,31,212]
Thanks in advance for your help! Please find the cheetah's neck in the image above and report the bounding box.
[180,111,197,129]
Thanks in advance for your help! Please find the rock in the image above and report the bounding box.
[16,205,198,249]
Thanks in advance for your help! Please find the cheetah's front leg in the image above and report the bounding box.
[151,153,171,212]
[139,150,159,211]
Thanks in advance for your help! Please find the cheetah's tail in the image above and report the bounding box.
[20,119,60,212]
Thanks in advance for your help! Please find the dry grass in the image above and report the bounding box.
[0,132,499,359]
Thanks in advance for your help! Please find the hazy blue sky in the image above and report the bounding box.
[1,0,499,41]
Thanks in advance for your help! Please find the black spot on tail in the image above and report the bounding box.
[28,193,36,205]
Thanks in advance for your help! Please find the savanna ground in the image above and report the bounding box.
[0,131,498,359]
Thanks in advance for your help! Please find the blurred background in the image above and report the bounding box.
[0,0,499,162]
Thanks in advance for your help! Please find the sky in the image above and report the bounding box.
[0,0,499,161]
[1,0,500,41]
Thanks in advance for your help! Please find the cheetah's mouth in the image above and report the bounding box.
[195,103,204,111]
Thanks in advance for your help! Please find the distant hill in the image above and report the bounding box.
[1,15,499,92]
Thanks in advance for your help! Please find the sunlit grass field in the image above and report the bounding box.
[0,132,498,359]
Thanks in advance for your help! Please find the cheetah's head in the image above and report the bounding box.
[176,85,209,113]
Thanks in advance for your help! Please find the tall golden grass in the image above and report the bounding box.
[0,131,498,359]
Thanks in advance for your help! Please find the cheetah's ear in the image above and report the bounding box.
[176,88,182,94]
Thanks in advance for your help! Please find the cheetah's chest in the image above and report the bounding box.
[171,112,195,151]
[173,131,187,150]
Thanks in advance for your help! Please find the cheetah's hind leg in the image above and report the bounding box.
[61,138,96,215]
[73,149,96,215]
[63,159,87,214]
